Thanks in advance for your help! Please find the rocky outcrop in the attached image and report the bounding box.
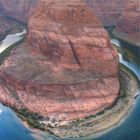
[0,0,38,23]
[84,0,128,26]
[0,0,119,123]
[114,0,140,46]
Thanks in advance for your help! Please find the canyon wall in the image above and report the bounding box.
[114,0,140,46]
[0,0,38,23]
[0,0,119,122]
[0,0,129,26]
[84,0,128,26]
[0,0,38,39]
[0,15,12,40]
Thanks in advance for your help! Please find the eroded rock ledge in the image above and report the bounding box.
[0,0,119,130]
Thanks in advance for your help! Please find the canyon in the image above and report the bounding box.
[0,0,130,26]
[114,0,140,46]
[0,0,38,23]
[0,0,139,139]
[84,0,129,26]
[0,15,12,40]
[0,0,119,125]
[0,0,38,40]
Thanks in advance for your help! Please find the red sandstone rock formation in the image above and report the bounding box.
[115,0,140,43]
[0,0,38,23]
[0,0,119,122]
[84,0,128,26]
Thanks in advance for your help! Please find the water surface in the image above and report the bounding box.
[0,29,26,53]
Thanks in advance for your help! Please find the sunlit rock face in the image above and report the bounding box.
[115,0,140,42]
[84,0,129,26]
[0,0,38,23]
[0,0,119,122]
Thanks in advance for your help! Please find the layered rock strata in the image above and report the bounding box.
[114,0,140,46]
[0,0,119,123]
[0,0,38,39]
[84,0,128,26]
[0,0,38,23]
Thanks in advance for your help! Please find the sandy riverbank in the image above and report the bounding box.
[36,65,138,138]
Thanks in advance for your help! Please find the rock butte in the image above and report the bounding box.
[115,0,140,44]
[0,0,119,122]
[84,0,129,26]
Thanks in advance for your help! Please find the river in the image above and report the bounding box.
[0,29,139,140]
[0,29,26,53]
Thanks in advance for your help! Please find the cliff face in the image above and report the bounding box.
[0,3,9,38]
[115,0,140,42]
[84,0,128,26]
[0,0,38,39]
[0,0,38,23]
[0,0,119,122]
[0,15,12,40]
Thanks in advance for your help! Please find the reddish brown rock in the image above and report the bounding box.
[0,0,119,122]
[115,0,140,45]
[84,0,128,26]
[0,0,38,23]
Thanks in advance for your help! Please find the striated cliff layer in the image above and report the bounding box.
[84,0,128,26]
[0,0,119,123]
[114,0,140,46]
[0,0,38,23]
